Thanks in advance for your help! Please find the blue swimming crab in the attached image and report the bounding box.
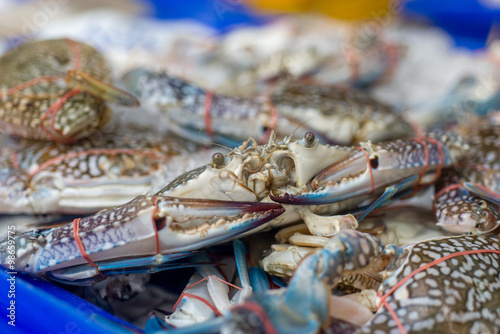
[159,130,473,236]
[426,122,500,234]
[0,125,215,214]
[0,130,452,281]
[122,69,414,147]
[0,38,138,142]
[3,118,500,295]
[5,120,499,282]
[265,123,500,235]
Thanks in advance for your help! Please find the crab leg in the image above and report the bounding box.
[272,230,404,333]
[1,195,284,281]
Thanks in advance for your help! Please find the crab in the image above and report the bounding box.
[121,68,414,148]
[0,38,138,142]
[268,123,500,235]
[0,124,215,214]
[158,130,473,237]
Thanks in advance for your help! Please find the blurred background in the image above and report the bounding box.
[3,0,500,45]
[2,0,500,49]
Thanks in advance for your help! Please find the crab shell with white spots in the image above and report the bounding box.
[0,127,213,214]
[359,234,500,333]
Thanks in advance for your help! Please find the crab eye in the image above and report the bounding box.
[370,156,379,169]
[304,132,315,147]
[212,152,225,168]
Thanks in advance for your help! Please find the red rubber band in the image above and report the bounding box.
[1,76,61,97]
[468,182,500,202]
[203,91,214,139]
[39,88,81,142]
[376,248,500,334]
[342,45,360,82]
[172,275,242,314]
[207,251,231,290]
[256,82,280,145]
[376,291,407,334]
[354,146,375,194]
[151,196,161,255]
[413,138,429,187]
[183,275,242,292]
[173,293,222,316]
[72,218,100,272]
[413,137,444,191]
[259,96,279,144]
[422,137,444,185]
[233,302,277,334]
[29,148,162,177]
[12,151,19,170]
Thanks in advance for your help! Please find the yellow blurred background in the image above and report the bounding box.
[248,0,392,20]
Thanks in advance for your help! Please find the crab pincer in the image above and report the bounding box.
[0,195,284,283]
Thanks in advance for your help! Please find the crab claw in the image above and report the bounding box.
[155,196,286,252]
[271,136,459,205]
[2,195,285,279]
[270,146,383,205]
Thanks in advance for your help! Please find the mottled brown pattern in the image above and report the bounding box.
[0,39,115,141]
[461,124,500,191]
[0,40,109,86]
[0,126,199,184]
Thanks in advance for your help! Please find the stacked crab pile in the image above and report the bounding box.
[1,17,500,334]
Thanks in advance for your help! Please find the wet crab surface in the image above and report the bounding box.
[0,24,500,334]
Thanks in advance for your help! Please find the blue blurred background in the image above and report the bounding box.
[143,0,500,49]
